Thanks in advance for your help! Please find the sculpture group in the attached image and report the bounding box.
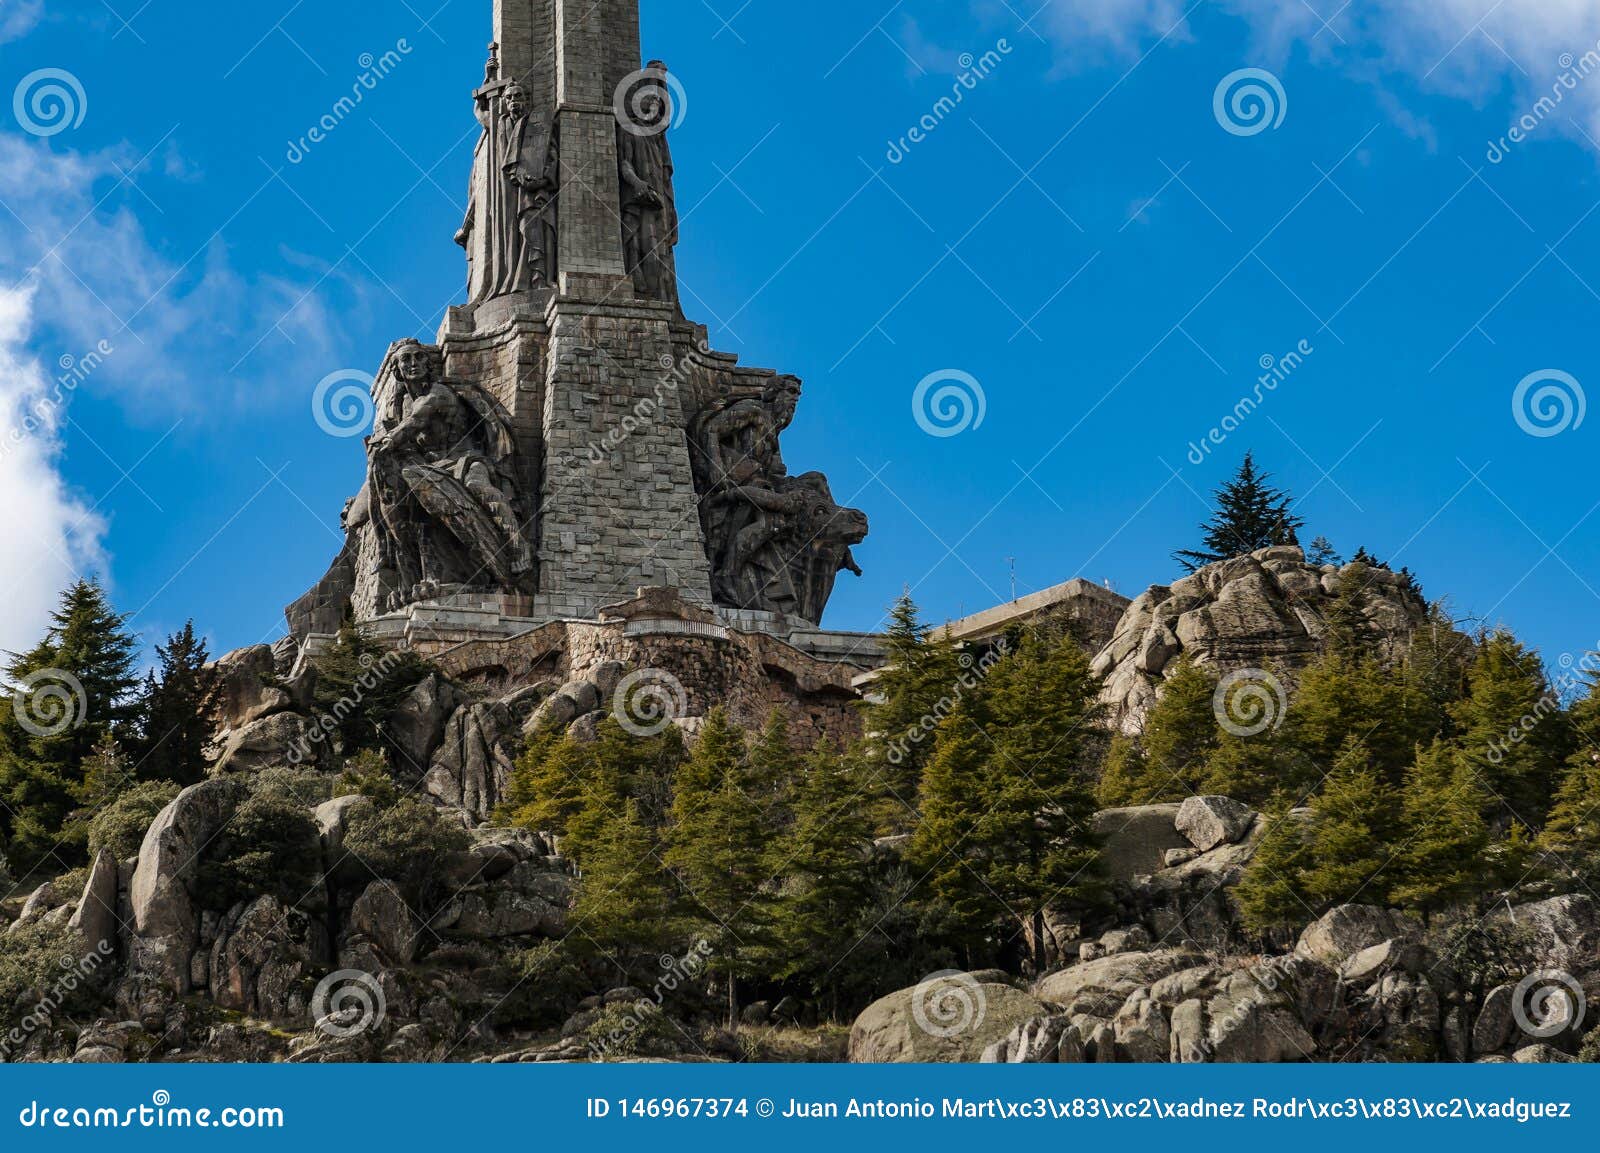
[291,2,866,638]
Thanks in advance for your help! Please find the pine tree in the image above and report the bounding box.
[1306,535,1341,567]
[1402,604,1474,739]
[863,591,963,833]
[136,621,219,786]
[664,708,775,1027]
[0,580,141,874]
[1201,730,1300,807]
[911,630,1108,972]
[1174,452,1304,572]
[746,709,798,824]
[1452,631,1569,829]
[1539,667,1600,873]
[308,626,429,765]
[499,732,598,845]
[1297,741,1402,910]
[1235,804,1314,933]
[1391,741,1491,915]
[1285,649,1436,786]
[570,799,675,982]
[771,745,875,1018]
[1139,658,1221,788]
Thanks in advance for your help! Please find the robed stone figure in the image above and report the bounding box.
[457,62,559,302]
[616,61,679,303]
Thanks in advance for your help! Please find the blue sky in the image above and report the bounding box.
[0,0,1597,673]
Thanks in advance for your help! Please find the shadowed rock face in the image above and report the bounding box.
[1092,546,1429,734]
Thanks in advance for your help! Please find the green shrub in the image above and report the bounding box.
[335,750,400,807]
[0,921,111,1051]
[195,791,323,912]
[87,781,180,860]
[582,1000,684,1061]
[343,796,469,911]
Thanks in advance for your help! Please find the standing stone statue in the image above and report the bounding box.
[457,48,559,302]
[367,340,535,611]
[616,61,679,302]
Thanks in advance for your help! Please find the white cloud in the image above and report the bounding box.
[1028,0,1600,144]
[0,285,107,658]
[0,0,42,45]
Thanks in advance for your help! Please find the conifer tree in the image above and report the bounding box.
[912,630,1107,972]
[664,708,774,1027]
[137,621,219,786]
[1297,741,1402,910]
[771,746,875,1018]
[1452,631,1568,828]
[499,731,596,842]
[1201,730,1299,807]
[863,591,962,833]
[1235,804,1314,933]
[1174,453,1304,572]
[1392,741,1491,915]
[1306,535,1341,567]
[570,799,676,981]
[0,580,141,873]
[746,709,799,824]
[308,626,429,765]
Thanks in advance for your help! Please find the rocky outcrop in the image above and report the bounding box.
[1175,795,1256,852]
[66,849,120,957]
[212,712,317,774]
[424,699,522,821]
[1093,547,1428,734]
[125,779,246,1006]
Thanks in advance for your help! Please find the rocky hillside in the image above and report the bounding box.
[850,797,1597,1065]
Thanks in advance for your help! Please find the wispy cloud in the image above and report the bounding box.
[0,0,43,45]
[1029,0,1600,146]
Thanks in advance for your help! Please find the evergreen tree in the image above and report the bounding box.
[500,733,598,841]
[1174,453,1304,572]
[308,626,429,766]
[1235,804,1314,933]
[570,799,676,982]
[1391,741,1491,915]
[664,708,775,1027]
[746,709,799,823]
[911,630,1108,972]
[862,592,963,833]
[1306,535,1341,567]
[1285,649,1435,786]
[1095,660,1219,806]
[0,580,141,874]
[771,746,875,1018]
[1540,741,1600,873]
[1452,631,1568,829]
[1201,730,1299,807]
[1297,741,1402,910]
[1402,604,1475,739]
[136,621,219,786]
